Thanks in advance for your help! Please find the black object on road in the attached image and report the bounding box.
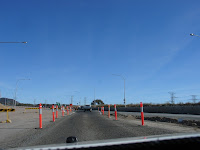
[66,136,78,143]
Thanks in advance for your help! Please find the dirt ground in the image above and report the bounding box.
[1,108,200,149]
[0,106,68,143]
[109,113,200,133]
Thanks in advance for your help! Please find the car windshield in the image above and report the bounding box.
[0,0,200,149]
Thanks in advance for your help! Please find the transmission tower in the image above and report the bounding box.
[190,95,198,103]
[168,92,177,104]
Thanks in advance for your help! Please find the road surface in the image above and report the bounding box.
[1,110,199,149]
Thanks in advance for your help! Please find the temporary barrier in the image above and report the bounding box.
[24,107,38,113]
[56,105,58,118]
[25,107,38,109]
[108,105,110,118]
[140,102,144,126]
[0,109,15,112]
[52,105,55,122]
[39,103,42,129]
[0,104,15,123]
[102,107,104,115]
[0,109,15,123]
[114,104,117,120]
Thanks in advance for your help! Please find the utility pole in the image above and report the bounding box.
[0,41,28,106]
[190,95,198,103]
[94,88,95,101]
[14,78,30,106]
[45,100,47,108]
[94,88,96,107]
[112,74,126,107]
[84,97,86,105]
[168,92,177,104]
[71,96,73,105]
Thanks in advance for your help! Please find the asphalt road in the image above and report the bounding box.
[1,110,184,149]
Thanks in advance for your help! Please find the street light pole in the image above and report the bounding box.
[14,78,30,106]
[190,33,200,37]
[124,79,126,107]
[0,41,28,106]
[94,88,96,107]
[0,42,27,43]
[112,74,126,107]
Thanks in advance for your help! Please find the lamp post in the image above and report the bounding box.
[190,33,200,37]
[0,41,28,106]
[112,74,126,107]
[0,42,27,43]
[14,78,30,106]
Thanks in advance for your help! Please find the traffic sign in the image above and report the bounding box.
[56,102,60,106]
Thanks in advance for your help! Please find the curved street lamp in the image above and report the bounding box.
[112,74,126,107]
[190,33,200,37]
[0,41,29,106]
[14,78,30,106]
[0,41,27,43]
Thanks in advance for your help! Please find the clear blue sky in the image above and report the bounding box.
[0,0,200,105]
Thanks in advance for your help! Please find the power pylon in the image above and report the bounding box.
[168,92,177,104]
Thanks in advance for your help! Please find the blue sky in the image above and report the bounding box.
[0,0,200,105]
